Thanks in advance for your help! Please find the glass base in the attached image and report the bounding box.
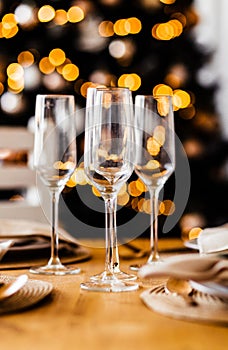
[90,270,137,282]
[80,279,139,292]
[29,263,81,276]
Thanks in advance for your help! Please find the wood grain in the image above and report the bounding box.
[0,238,227,350]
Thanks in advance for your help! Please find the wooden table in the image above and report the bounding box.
[1,238,228,350]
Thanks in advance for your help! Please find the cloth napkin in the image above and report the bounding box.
[0,218,88,266]
[0,218,79,245]
[138,253,228,282]
[198,223,228,254]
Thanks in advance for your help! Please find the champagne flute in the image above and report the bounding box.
[30,94,81,275]
[130,95,175,271]
[81,87,138,292]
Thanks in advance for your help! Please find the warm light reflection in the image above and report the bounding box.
[67,6,84,23]
[54,10,68,26]
[160,0,176,4]
[113,17,142,36]
[118,73,141,91]
[173,89,191,109]
[152,19,183,40]
[39,57,55,74]
[159,199,175,216]
[62,64,79,81]
[17,51,34,67]
[117,192,129,206]
[147,138,161,156]
[49,48,66,66]
[99,21,114,37]
[135,178,147,193]
[128,181,143,197]
[153,84,173,96]
[38,5,55,22]
[189,227,202,240]
[0,82,4,95]
[1,14,19,38]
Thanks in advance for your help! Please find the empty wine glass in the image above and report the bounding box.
[130,95,175,271]
[81,87,138,292]
[30,94,81,275]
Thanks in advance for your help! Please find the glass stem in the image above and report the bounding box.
[147,186,162,263]
[103,194,120,276]
[49,188,62,267]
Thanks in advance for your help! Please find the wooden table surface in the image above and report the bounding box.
[1,238,228,350]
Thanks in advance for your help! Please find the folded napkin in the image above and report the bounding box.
[138,253,228,282]
[0,218,79,245]
[0,218,91,267]
[198,223,228,254]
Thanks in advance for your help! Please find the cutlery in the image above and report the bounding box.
[165,277,198,306]
[0,274,28,301]
[138,254,228,281]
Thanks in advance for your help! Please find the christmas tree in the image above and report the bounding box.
[0,0,227,240]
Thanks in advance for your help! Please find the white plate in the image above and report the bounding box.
[190,280,228,299]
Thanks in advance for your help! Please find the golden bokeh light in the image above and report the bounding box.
[154,125,166,146]
[137,198,145,212]
[17,51,34,67]
[153,84,173,96]
[114,19,130,36]
[49,48,66,67]
[118,183,127,195]
[155,22,174,40]
[146,137,161,156]
[54,9,68,26]
[7,63,24,80]
[189,227,202,240]
[98,21,114,37]
[131,197,139,210]
[38,5,55,22]
[2,13,18,38]
[173,89,191,109]
[135,178,147,193]
[39,57,55,74]
[118,73,141,91]
[146,159,160,170]
[0,82,4,95]
[159,200,175,216]
[56,58,72,74]
[67,6,84,23]
[152,19,183,41]
[127,17,142,34]
[62,64,79,81]
[160,0,176,4]
[7,77,24,92]
[128,181,143,197]
[142,199,151,214]
[117,192,130,206]
[92,186,101,197]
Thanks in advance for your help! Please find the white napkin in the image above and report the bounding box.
[0,218,79,245]
[198,223,228,254]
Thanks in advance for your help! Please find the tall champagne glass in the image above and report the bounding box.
[30,94,81,275]
[130,95,175,270]
[81,87,138,292]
